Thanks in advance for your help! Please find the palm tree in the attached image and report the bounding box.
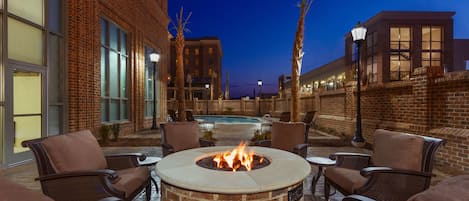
[291,0,313,121]
[173,7,192,121]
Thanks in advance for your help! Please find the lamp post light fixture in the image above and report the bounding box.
[257,80,263,116]
[205,83,210,115]
[150,52,160,129]
[351,22,367,147]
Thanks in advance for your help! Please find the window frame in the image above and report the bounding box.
[100,18,129,123]
[366,32,378,83]
[421,26,443,68]
[389,26,412,81]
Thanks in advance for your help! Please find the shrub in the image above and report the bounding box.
[111,124,121,141]
[99,125,111,144]
[251,130,271,142]
[202,131,217,142]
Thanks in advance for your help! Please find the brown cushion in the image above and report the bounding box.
[163,121,200,152]
[42,130,107,173]
[113,167,150,198]
[372,129,424,171]
[407,175,469,201]
[324,167,368,194]
[0,177,54,201]
[271,121,306,152]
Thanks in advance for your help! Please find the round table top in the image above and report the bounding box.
[139,156,162,166]
[156,146,311,194]
[306,156,336,166]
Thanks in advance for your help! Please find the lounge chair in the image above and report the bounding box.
[22,130,152,201]
[160,121,215,156]
[254,121,308,158]
[324,129,444,201]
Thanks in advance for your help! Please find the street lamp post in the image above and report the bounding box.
[351,22,367,147]
[205,83,210,115]
[257,80,263,116]
[150,52,160,129]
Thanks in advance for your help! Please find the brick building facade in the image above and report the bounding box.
[169,37,223,100]
[0,0,170,166]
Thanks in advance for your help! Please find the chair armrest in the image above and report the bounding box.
[342,195,376,201]
[329,152,371,170]
[105,153,147,170]
[293,143,308,158]
[199,138,215,147]
[162,143,175,157]
[253,140,271,147]
[356,167,432,200]
[37,169,119,181]
[37,169,125,200]
[360,167,432,178]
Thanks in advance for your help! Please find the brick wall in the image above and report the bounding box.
[67,0,169,135]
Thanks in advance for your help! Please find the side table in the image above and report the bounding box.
[306,156,336,196]
[139,156,162,194]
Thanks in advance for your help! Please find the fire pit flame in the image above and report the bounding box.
[213,142,257,172]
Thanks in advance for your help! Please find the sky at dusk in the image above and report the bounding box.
[168,0,469,98]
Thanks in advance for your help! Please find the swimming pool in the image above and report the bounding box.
[194,115,261,124]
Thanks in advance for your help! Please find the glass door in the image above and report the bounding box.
[5,68,45,165]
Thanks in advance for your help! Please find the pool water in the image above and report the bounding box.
[194,115,261,123]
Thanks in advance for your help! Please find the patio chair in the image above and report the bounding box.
[186,110,196,121]
[160,121,215,156]
[254,121,308,158]
[343,175,469,201]
[168,109,178,121]
[22,130,152,201]
[324,129,445,201]
[302,111,316,131]
[279,111,291,122]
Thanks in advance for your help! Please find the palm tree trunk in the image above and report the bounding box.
[291,0,310,122]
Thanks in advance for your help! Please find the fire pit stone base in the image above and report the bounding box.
[161,181,303,201]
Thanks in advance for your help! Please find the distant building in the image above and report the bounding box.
[169,37,223,100]
[283,11,469,95]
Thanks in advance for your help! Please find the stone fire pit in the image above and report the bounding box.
[156,146,311,201]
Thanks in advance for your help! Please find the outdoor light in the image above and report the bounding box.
[205,84,210,115]
[257,80,263,116]
[351,22,367,147]
[150,52,160,63]
[150,52,160,129]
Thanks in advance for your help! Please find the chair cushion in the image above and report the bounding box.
[42,130,107,173]
[324,167,368,194]
[0,177,54,201]
[163,121,200,152]
[113,167,150,198]
[271,121,306,152]
[407,175,469,201]
[372,129,424,171]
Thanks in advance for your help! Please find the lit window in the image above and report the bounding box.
[422,26,442,68]
[366,32,378,83]
[185,48,189,55]
[208,47,213,55]
[195,58,199,66]
[184,58,189,65]
[390,27,412,81]
[195,48,199,55]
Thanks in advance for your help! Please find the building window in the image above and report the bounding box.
[101,18,128,122]
[185,48,190,55]
[144,46,157,118]
[466,60,469,70]
[208,47,213,55]
[390,27,411,81]
[422,26,442,68]
[195,48,199,55]
[366,32,378,83]
[195,58,199,66]
[184,58,189,65]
